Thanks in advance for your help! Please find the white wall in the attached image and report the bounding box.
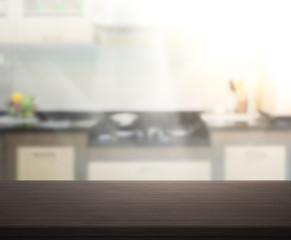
[0,0,260,112]
[257,1,291,116]
[7,42,258,112]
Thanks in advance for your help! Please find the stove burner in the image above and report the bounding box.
[90,112,209,146]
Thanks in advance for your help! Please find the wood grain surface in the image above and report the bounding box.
[0,181,290,237]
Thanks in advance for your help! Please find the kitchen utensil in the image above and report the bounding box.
[110,113,139,128]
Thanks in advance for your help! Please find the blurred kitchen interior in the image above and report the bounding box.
[0,0,290,181]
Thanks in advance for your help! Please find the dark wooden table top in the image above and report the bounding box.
[0,181,290,238]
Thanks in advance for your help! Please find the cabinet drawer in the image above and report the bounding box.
[88,160,211,180]
[17,147,75,180]
[225,146,286,180]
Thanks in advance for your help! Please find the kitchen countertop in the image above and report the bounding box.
[0,125,93,133]
[205,120,271,131]
[0,113,290,147]
[203,113,291,131]
[0,116,98,133]
[0,181,290,238]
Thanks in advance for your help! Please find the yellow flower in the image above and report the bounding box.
[11,92,23,104]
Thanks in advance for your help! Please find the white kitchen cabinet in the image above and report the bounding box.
[0,0,101,43]
[4,132,88,180]
[88,147,211,180]
[0,0,18,43]
[88,160,211,180]
[23,0,84,15]
[17,19,93,43]
[210,130,291,180]
[18,0,94,43]
[0,0,8,15]
[225,145,286,180]
[17,146,75,180]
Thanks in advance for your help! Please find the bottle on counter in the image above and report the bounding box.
[230,79,248,114]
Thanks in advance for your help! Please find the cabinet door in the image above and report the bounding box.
[4,132,88,180]
[0,0,17,43]
[88,160,211,181]
[18,18,93,43]
[0,0,8,15]
[17,0,93,43]
[225,146,286,180]
[17,146,74,180]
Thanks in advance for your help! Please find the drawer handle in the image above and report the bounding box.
[33,152,57,158]
[139,167,160,173]
[245,151,267,158]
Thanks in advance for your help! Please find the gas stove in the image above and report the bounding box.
[90,112,209,146]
